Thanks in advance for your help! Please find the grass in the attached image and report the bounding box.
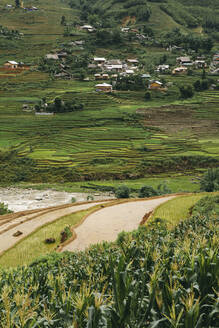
[16,173,201,193]
[0,204,105,268]
[151,192,219,228]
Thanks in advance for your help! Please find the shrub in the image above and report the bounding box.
[0,202,12,215]
[138,185,158,198]
[144,91,152,100]
[115,185,130,198]
[200,168,219,192]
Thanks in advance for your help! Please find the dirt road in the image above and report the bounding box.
[63,196,175,252]
[0,201,109,255]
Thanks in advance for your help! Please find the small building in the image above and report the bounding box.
[88,63,97,69]
[127,59,139,65]
[141,73,151,79]
[105,65,123,72]
[125,69,134,75]
[148,81,163,90]
[194,60,206,68]
[57,52,68,59]
[80,25,94,32]
[102,73,109,80]
[94,73,101,80]
[45,54,59,60]
[4,61,18,69]
[156,65,170,73]
[172,66,188,75]
[176,56,193,66]
[121,27,130,32]
[94,57,106,65]
[95,83,112,92]
[106,59,122,65]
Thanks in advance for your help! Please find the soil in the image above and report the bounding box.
[62,195,175,252]
[0,201,110,255]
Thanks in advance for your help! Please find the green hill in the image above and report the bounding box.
[0,0,219,184]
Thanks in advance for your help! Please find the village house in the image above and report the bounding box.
[176,56,193,66]
[4,61,18,69]
[45,54,59,60]
[194,60,206,69]
[106,59,122,66]
[123,69,135,75]
[172,66,188,75]
[212,54,219,66]
[102,73,109,80]
[127,59,139,66]
[156,64,170,73]
[95,83,112,92]
[148,81,163,90]
[88,63,97,69]
[141,73,151,79]
[94,73,101,80]
[93,57,106,66]
[80,25,94,32]
[121,27,130,32]
[104,64,123,73]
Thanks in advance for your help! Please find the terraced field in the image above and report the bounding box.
[0,70,219,180]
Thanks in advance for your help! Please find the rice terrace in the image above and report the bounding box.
[0,0,219,327]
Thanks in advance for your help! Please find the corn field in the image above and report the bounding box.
[0,196,218,327]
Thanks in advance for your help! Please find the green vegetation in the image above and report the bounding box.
[0,202,12,215]
[0,205,103,268]
[152,194,206,227]
[200,168,219,192]
[0,0,218,187]
[0,195,218,327]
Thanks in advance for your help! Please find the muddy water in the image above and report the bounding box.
[0,188,114,212]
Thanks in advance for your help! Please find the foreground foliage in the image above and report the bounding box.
[0,196,218,327]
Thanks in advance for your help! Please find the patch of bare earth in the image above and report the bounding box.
[63,195,175,252]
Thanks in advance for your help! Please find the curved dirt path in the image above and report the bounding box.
[63,195,176,252]
[0,201,110,255]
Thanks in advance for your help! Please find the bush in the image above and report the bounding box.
[138,185,158,198]
[144,91,152,100]
[200,168,219,192]
[0,202,13,215]
[115,185,130,198]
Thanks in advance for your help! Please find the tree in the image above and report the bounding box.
[0,202,13,215]
[194,80,201,91]
[179,85,194,99]
[200,168,219,192]
[15,0,20,8]
[144,91,151,100]
[115,185,130,198]
[139,185,158,198]
[61,16,66,26]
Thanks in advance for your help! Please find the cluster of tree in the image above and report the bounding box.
[115,182,171,198]
[161,28,213,52]
[193,79,210,92]
[35,97,84,113]
[178,85,194,99]
[38,53,91,77]
[200,168,219,192]
[0,25,21,39]
[88,28,123,47]
[115,75,146,91]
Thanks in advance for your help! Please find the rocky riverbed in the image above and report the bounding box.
[0,188,114,212]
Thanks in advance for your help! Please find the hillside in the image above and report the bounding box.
[0,0,219,185]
